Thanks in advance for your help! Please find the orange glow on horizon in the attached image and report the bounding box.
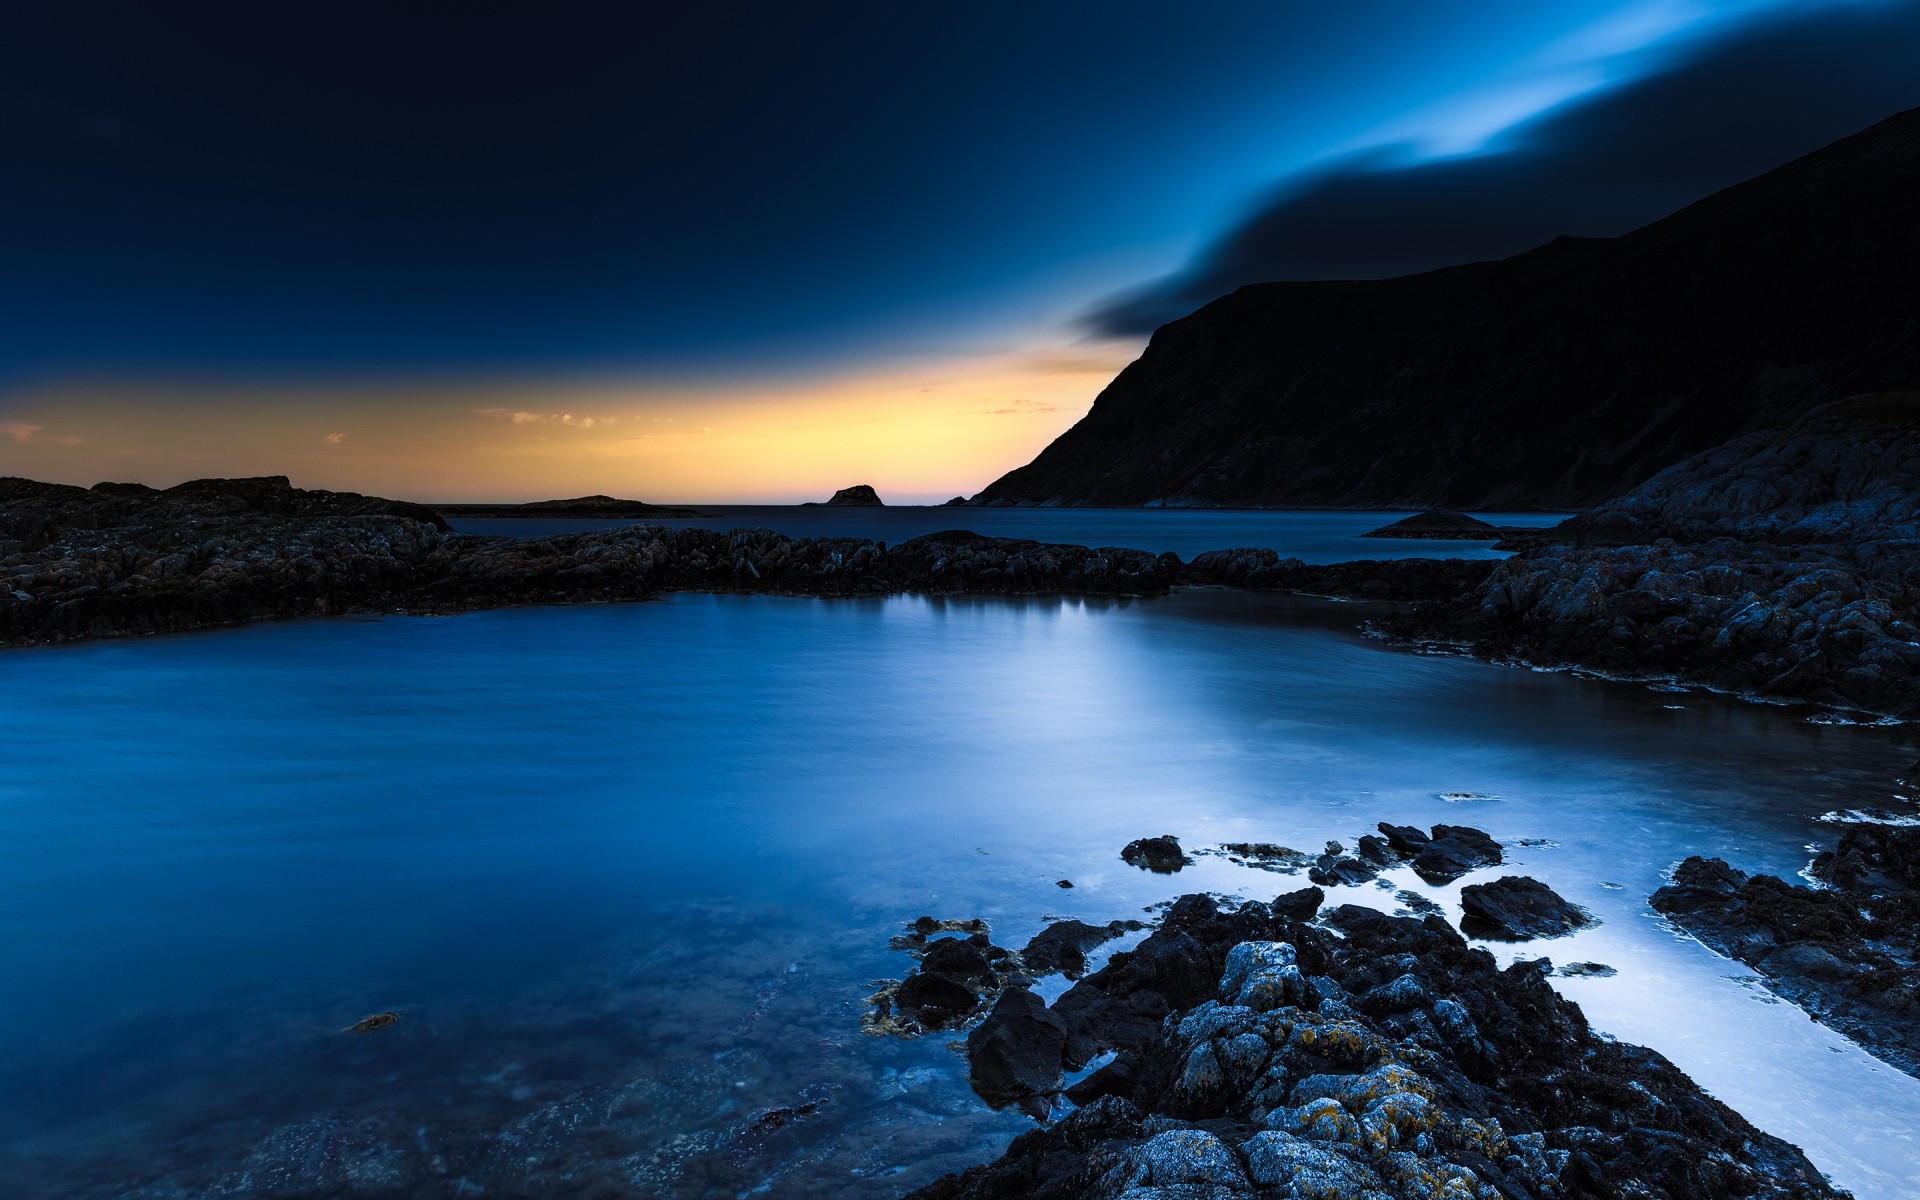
[0,342,1141,505]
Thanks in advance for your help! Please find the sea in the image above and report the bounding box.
[3,510,1916,1198]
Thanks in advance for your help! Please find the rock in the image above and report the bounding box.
[921,936,997,986]
[1379,395,1920,722]
[0,482,1184,649]
[1121,835,1192,874]
[913,890,1839,1199]
[1307,837,1393,887]
[965,988,1067,1115]
[1408,824,1503,883]
[805,484,885,507]
[1055,879,1074,889]
[1213,842,1312,873]
[1021,919,1142,980]
[893,971,982,1029]
[1653,826,1920,1076]
[1459,876,1593,940]
[1555,961,1618,978]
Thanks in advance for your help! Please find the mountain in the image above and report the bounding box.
[975,106,1920,510]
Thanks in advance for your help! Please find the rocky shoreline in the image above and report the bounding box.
[901,883,1840,1199]
[1377,395,1920,721]
[0,475,1489,650]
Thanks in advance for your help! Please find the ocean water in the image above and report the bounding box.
[2,589,1918,1198]
[444,506,1567,561]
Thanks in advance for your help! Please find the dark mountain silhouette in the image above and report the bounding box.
[975,106,1920,509]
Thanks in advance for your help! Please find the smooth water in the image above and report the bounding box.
[445,506,1566,561]
[3,591,1918,1198]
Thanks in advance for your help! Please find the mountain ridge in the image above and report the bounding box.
[975,105,1920,510]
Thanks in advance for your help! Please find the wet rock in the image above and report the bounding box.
[1181,549,1495,602]
[1121,835,1192,874]
[1056,879,1074,888]
[1653,825,1920,1077]
[965,988,1068,1116]
[1021,919,1144,980]
[893,971,983,1029]
[922,936,997,986]
[343,1011,399,1034]
[913,891,1838,1199]
[1211,842,1312,874]
[1307,836,1395,888]
[1375,822,1503,882]
[1459,876,1593,940]
[1269,886,1324,922]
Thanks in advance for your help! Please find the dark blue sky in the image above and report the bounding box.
[2,1,1918,388]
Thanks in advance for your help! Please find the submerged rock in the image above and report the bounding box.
[1459,876,1593,940]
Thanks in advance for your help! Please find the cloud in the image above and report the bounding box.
[2,420,43,443]
[473,408,612,428]
[323,431,347,445]
[977,397,1060,416]
[1089,2,1920,334]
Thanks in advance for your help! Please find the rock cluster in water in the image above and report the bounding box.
[1653,820,1920,1077]
[912,889,1839,1200]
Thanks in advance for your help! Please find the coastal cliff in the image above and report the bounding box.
[974,106,1920,510]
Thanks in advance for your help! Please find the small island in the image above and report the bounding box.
[803,484,885,507]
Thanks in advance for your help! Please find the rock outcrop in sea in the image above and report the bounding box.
[910,889,1839,1199]
[1652,821,1920,1078]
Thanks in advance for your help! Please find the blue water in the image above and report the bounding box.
[445,506,1566,561]
[3,590,1919,1197]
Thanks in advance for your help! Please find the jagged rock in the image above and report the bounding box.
[1458,876,1593,940]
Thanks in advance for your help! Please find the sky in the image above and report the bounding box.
[3,0,1917,503]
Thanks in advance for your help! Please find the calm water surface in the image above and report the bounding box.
[445,506,1566,561]
[2,590,1917,1198]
